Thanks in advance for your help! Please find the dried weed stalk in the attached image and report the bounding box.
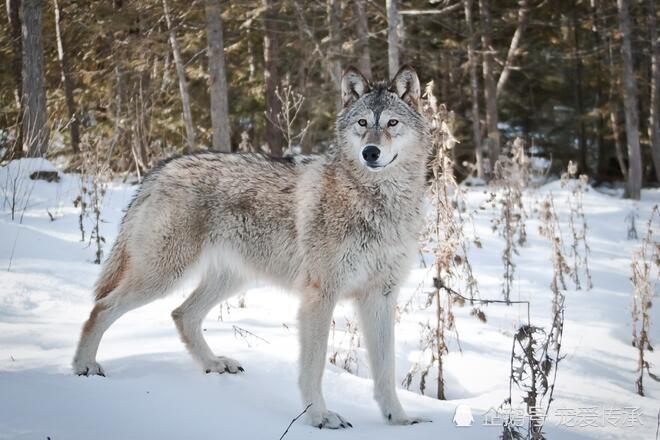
[491,138,529,303]
[560,161,592,290]
[631,205,660,396]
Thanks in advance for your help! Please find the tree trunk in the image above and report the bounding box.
[205,0,231,152]
[7,0,23,158]
[572,2,588,175]
[53,0,79,154]
[464,0,483,179]
[617,0,642,199]
[353,0,372,79]
[21,0,49,157]
[478,0,499,165]
[327,0,342,110]
[648,0,660,182]
[386,0,400,79]
[162,0,195,153]
[263,0,283,156]
[496,0,529,99]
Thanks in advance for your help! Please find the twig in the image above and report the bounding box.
[434,277,531,325]
[232,325,270,347]
[278,403,312,440]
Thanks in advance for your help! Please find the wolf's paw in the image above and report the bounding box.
[203,356,244,374]
[73,360,105,377]
[386,413,431,425]
[308,409,352,429]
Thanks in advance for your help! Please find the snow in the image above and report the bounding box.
[0,158,658,440]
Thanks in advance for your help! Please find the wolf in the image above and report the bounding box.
[73,65,431,428]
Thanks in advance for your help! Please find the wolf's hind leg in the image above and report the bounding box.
[172,270,245,374]
[73,280,160,376]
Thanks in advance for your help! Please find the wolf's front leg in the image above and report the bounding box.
[356,290,430,425]
[297,292,351,429]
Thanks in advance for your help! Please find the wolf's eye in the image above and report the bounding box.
[388,119,399,127]
[358,119,367,127]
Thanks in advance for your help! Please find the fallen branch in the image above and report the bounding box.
[278,403,312,440]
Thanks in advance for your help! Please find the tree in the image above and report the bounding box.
[353,0,372,80]
[53,0,80,154]
[205,0,231,152]
[478,0,499,165]
[464,0,483,179]
[617,0,642,199]
[263,0,283,156]
[21,0,49,157]
[162,0,196,153]
[386,0,400,79]
[327,0,342,110]
[648,0,660,182]
[7,0,23,158]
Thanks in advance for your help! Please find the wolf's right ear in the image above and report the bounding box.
[341,67,369,107]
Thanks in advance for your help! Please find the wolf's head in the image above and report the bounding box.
[335,65,429,174]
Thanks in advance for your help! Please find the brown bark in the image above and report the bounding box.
[478,0,499,165]
[327,0,342,110]
[648,0,660,182]
[572,2,588,175]
[263,0,283,156]
[162,0,195,153]
[617,0,642,199]
[53,0,80,154]
[205,0,231,152]
[21,0,49,157]
[464,0,483,179]
[353,0,372,80]
[386,0,400,79]
[7,0,23,158]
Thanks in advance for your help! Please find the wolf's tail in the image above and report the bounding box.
[93,233,130,301]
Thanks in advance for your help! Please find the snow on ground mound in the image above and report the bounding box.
[0,161,658,440]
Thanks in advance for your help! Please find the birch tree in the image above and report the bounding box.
[478,0,499,165]
[7,0,23,158]
[205,0,231,152]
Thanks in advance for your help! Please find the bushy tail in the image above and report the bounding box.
[94,236,129,301]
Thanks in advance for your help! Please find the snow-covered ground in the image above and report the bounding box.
[0,159,658,440]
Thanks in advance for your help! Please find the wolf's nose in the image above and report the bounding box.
[362,145,381,163]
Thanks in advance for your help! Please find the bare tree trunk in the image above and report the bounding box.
[205,0,231,152]
[353,0,372,79]
[162,0,195,153]
[464,0,483,179]
[479,0,499,165]
[496,0,529,99]
[21,0,49,157]
[617,0,642,199]
[53,0,79,154]
[572,2,588,175]
[327,0,342,110]
[648,0,660,182]
[7,0,23,158]
[263,0,283,156]
[386,0,400,79]
[592,0,628,181]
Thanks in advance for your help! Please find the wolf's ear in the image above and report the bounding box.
[341,67,369,107]
[389,65,421,110]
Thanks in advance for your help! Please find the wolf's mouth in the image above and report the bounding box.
[367,154,398,171]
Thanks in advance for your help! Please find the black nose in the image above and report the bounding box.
[362,145,381,163]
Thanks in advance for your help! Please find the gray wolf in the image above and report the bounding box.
[73,65,431,428]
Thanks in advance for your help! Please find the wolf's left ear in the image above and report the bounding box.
[389,65,421,110]
[341,67,369,107]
